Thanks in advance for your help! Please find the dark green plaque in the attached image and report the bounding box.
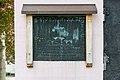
[33,16,86,61]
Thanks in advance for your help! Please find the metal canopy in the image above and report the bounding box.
[21,4,97,14]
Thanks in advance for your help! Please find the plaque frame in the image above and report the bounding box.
[26,14,93,68]
[22,4,97,68]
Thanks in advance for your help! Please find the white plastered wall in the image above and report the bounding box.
[15,0,103,80]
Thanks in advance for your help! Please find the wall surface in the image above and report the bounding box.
[15,0,103,80]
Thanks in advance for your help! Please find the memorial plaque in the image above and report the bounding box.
[33,16,86,61]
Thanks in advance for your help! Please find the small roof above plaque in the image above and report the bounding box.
[21,4,97,14]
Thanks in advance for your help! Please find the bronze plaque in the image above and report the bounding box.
[33,16,86,61]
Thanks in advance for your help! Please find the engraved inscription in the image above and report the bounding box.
[33,16,86,61]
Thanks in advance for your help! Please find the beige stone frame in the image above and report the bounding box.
[86,14,92,67]
[26,15,33,68]
[26,14,93,68]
